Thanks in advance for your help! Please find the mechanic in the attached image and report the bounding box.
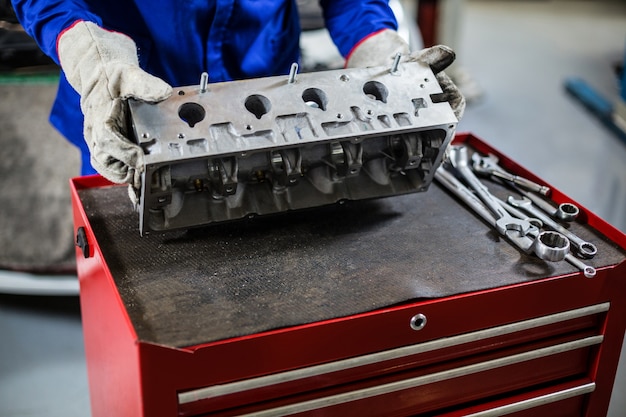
[11,0,464,198]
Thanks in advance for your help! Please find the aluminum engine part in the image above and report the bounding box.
[129,60,458,234]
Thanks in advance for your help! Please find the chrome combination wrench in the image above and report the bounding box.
[473,152,580,223]
[438,146,570,263]
[511,185,580,223]
[435,167,569,263]
[449,146,534,237]
[436,145,597,277]
[507,196,598,259]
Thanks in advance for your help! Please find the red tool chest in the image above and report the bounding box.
[70,133,626,417]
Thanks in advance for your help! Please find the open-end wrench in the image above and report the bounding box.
[435,167,569,262]
[472,153,550,196]
[510,184,579,223]
[449,146,533,236]
[493,195,543,229]
[507,196,598,259]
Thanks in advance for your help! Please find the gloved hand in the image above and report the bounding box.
[346,29,465,120]
[57,21,172,190]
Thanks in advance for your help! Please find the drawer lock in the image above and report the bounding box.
[410,313,427,331]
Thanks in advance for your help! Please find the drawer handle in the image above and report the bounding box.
[410,313,427,331]
[231,337,602,417]
[179,304,608,407]
[464,382,596,416]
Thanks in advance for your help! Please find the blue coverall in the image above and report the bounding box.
[11,0,398,175]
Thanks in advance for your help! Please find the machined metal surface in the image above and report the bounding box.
[129,60,457,234]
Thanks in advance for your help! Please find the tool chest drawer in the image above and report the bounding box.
[70,133,626,417]
[441,380,596,417]
[178,303,607,416]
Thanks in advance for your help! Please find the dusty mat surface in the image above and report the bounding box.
[79,181,625,348]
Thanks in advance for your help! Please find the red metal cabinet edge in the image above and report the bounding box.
[70,133,626,417]
[71,175,145,417]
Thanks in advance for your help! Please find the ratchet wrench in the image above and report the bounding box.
[471,152,577,221]
[472,152,550,196]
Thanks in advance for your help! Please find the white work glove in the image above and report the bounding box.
[57,21,172,190]
[346,29,465,120]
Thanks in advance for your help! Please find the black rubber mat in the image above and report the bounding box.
[78,181,625,348]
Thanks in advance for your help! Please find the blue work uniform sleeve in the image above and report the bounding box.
[320,0,398,58]
[11,0,102,64]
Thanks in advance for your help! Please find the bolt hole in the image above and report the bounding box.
[245,94,272,120]
[363,81,388,103]
[302,88,328,111]
[178,102,206,128]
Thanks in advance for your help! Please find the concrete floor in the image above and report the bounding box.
[1,0,625,416]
